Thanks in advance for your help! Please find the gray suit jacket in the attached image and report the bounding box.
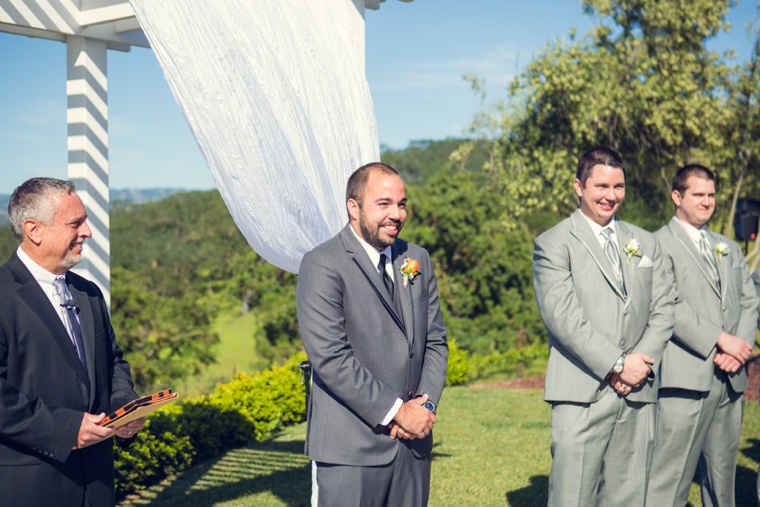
[655,218,759,392]
[296,225,448,466]
[534,210,675,404]
[753,269,760,329]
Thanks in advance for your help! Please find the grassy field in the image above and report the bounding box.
[179,308,264,397]
[122,386,760,506]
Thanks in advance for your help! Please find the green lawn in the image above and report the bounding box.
[179,309,265,397]
[121,387,760,506]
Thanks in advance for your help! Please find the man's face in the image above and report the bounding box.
[574,164,626,226]
[673,175,715,228]
[349,170,407,250]
[35,192,92,274]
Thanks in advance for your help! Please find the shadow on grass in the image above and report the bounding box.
[131,439,311,507]
[506,474,549,506]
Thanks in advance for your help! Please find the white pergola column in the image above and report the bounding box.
[66,35,111,306]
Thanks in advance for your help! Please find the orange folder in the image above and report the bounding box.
[99,389,179,429]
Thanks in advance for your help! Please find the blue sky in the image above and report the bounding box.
[0,0,757,193]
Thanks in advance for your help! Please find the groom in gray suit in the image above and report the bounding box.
[646,165,758,507]
[297,162,448,506]
[533,146,675,506]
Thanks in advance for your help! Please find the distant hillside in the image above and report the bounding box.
[110,188,189,204]
[0,188,191,227]
[0,195,8,227]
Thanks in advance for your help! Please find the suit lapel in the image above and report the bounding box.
[569,210,626,301]
[392,247,414,345]
[705,230,728,301]
[616,221,633,309]
[341,227,405,334]
[68,277,96,403]
[9,257,90,386]
[667,218,721,297]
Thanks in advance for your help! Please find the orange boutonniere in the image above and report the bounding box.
[399,258,421,288]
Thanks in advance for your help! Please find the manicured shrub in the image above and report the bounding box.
[445,339,471,386]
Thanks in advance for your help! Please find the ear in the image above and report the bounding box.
[573,178,584,198]
[347,199,360,222]
[22,219,43,246]
[671,189,682,208]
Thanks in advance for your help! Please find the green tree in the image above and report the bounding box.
[466,0,757,233]
[110,266,219,392]
[404,171,546,355]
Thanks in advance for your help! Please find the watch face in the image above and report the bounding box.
[423,400,436,413]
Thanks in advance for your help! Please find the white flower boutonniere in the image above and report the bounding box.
[623,239,642,264]
[713,242,729,263]
[399,258,421,288]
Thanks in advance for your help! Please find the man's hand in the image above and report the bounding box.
[714,352,742,373]
[716,331,752,364]
[76,413,115,449]
[391,394,436,439]
[114,417,146,439]
[619,353,654,387]
[609,373,631,396]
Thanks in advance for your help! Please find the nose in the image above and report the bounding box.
[80,220,93,238]
[388,204,403,219]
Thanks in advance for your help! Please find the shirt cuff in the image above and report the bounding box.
[380,398,403,426]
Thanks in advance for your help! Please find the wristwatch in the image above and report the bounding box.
[612,353,626,374]
[422,400,437,414]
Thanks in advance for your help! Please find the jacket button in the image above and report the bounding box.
[409,352,415,359]
[407,391,414,398]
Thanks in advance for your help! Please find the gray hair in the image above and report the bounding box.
[8,178,76,243]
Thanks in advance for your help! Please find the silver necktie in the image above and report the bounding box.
[699,230,721,290]
[601,228,626,296]
[53,277,87,371]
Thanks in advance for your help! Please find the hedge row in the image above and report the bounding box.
[113,352,308,498]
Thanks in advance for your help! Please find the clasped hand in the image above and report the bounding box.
[389,394,436,440]
[714,332,752,373]
[610,353,653,396]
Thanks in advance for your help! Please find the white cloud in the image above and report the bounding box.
[370,43,521,92]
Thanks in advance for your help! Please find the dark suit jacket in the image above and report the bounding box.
[0,252,138,506]
[296,225,448,466]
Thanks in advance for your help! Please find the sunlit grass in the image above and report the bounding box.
[121,387,760,506]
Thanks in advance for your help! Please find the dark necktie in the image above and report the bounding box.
[378,253,394,300]
[53,277,87,372]
[699,230,721,290]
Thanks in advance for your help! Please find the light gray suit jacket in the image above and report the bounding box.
[534,210,675,404]
[296,225,448,466]
[655,218,759,392]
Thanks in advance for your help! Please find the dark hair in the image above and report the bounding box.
[576,146,625,187]
[345,162,399,206]
[672,164,716,194]
[8,178,75,243]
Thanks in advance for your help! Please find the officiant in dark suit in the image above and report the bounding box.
[0,177,143,506]
[297,162,448,506]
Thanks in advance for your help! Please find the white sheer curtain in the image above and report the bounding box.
[128,0,380,273]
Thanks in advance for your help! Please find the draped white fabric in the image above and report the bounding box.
[128,0,380,273]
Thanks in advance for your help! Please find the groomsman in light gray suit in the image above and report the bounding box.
[297,162,448,506]
[646,165,758,507]
[533,146,675,506]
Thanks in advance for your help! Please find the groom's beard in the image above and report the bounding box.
[359,209,403,250]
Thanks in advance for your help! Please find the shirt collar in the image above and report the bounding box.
[673,216,705,245]
[579,211,618,238]
[349,224,392,270]
[17,246,60,286]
